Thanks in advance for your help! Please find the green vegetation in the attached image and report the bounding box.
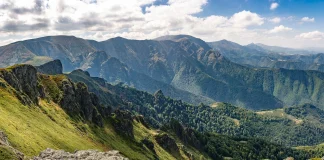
[163,119,311,160]
[1,63,324,159]
[67,69,324,147]
[0,146,17,160]
[0,66,207,159]
[0,87,102,156]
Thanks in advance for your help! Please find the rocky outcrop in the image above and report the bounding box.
[0,64,39,105]
[36,59,63,75]
[33,148,128,160]
[154,133,179,156]
[141,138,155,153]
[0,63,105,126]
[0,131,24,160]
[134,115,150,129]
[111,110,134,138]
[58,79,103,126]
[154,90,166,105]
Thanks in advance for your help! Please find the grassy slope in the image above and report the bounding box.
[0,86,102,157]
[0,74,206,159]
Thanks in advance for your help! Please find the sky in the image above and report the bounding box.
[0,0,324,48]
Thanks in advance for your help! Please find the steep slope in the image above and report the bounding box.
[65,65,324,147]
[90,36,283,110]
[0,64,192,159]
[0,63,316,159]
[0,36,96,71]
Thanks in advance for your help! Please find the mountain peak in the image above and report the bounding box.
[36,60,63,75]
[155,35,211,50]
[154,89,164,97]
[155,35,199,42]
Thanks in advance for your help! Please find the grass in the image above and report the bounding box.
[0,86,102,157]
[0,72,210,160]
[0,146,18,160]
[0,78,189,160]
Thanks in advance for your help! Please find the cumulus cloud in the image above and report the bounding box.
[301,17,315,22]
[228,10,264,27]
[297,31,324,40]
[0,0,322,48]
[269,25,292,33]
[269,17,281,23]
[270,2,279,10]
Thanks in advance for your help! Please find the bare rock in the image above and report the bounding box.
[36,60,63,75]
[33,148,128,160]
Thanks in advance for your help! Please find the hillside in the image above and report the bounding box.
[52,60,324,147]
[0,63,318,159]
[2,35,324,110]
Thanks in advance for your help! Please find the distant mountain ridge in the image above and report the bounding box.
[2,35,324,110]
[250,43,317,55]
[209,40,324,72]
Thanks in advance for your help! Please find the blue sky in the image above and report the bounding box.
[200,0,324,31]
[0,0,323,48]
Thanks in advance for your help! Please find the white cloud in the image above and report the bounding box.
[228,10,264,27]
[269,17,281,23]
[0,0,323,48]
[297,31,324,40]
[270,2,279,10]
[301,17,315,22]
[269,25,292,33]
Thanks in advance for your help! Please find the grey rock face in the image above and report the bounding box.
[0,64,39,105]
[111,110,134,138]
[33,148,128,160]
[154,134,179,157]
[36,59,63,75]
[58,79,103,126]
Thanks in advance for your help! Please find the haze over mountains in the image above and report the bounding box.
[209,40,324,72]
[1,35,324,110]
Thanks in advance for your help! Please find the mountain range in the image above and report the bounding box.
[2,35,324,110]
[0,60,323,159]
[209,40,324,72]
[1,35,324,111]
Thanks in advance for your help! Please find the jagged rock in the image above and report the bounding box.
[166,119,203,150]
[0,64,39,105]
[36,60,63,75]
[134,115,150,129]
[33,148,128,160]
[154,90,166,104]
[111,110,134,138]
[58,79,104,126]
[141,138,155,153]
[154,133,179,156]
